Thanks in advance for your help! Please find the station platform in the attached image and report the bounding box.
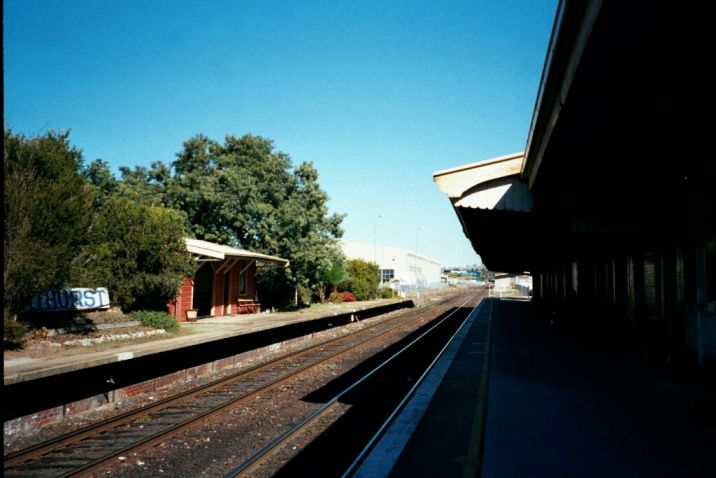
[4,298,416,428]
[352,297,716,477]
[4,298,411,386]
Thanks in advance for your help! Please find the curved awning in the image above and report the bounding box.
[433,153,535,272]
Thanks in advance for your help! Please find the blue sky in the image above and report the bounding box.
[4,0,558,268]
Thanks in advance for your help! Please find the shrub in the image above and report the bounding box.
[297,285,313,308]
[338,259,380,301]
[340,291,357,302]
[4,316,28,349]
[131,310,179,332]
[328,291,343,303]
[381,288,395,299]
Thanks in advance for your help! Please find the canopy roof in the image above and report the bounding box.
[185,238,289,267]
[434,1,714,272]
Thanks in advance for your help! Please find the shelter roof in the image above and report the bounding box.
[433,1,715,272]
[184,238,289,267]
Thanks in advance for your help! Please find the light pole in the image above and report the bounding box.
[415,226,422,255]
[415,226,422,297]
[374,214,383,266]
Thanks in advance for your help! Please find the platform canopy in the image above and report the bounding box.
[434,0,713,273]
[434,153,536,272]
[184,238,289,267]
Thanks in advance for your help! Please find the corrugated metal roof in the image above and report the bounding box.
[433,152,524,200]
[184,238,289,266]
[433,153,533,212]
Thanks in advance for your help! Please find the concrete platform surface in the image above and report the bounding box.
[350,297,715,477]
[482,299,715,477]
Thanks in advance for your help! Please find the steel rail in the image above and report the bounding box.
[5,299,435,468]
[5,294,459,476]
[342,295,486,477]
[225,291,482,478]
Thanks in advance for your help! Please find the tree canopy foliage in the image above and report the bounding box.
[4,130,94,315]
[119,133,346,308]
[4,129,345,318]
[4,130,194,316]
[70,196,195,311]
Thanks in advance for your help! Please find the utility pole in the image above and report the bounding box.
[374,214,382,266]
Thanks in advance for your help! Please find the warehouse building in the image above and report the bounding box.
[341,240,442,290]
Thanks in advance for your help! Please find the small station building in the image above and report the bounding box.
[169,238,289,321]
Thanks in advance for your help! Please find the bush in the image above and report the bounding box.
[381,288,395,299]
[131,310,179,332]
[297,285,313,308]
[328,291,343,303]
[339,259,380,301]
[4,316,28,349]
[340,291,357,302]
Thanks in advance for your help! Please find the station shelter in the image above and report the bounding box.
[169,238,289,321]
[434,2,715,368]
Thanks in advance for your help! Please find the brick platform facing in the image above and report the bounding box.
[114,379,155,401]
[155,370,187,390]
[187,363,212,379]
[6,327,327,442]
[64,394,110,417]
[4,406,64,437]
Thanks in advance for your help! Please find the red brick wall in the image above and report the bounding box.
[167,260,262,319]
[64,394,110,417]
[231,266,240,312]
[168,277,195,322]
[213,267,224,316]
[155,370,187,390]
[114,379,155,401]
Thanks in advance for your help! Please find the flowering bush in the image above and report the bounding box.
[340,291,357,302]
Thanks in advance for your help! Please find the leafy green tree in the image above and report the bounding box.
[71,196,195,311]
[317,258,347,302]
[83,159,119,207]
[117,161,171,207]
[339,259,380,301]
[144,133,345,307]
[3,130,94,315]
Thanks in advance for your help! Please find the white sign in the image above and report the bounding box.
[27,288,111,312]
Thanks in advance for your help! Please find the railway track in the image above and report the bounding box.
[226,291,484,477]
[4,291,477,477]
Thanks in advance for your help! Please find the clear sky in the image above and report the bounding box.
[4,0,558,269]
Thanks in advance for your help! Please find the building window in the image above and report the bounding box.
[239,273,246,295]
[381,269,394,282]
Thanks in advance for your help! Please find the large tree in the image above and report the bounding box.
[3,130,94,315]
[154,133,345,307]
[70,196,195,311]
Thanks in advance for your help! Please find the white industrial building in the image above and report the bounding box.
[341,240,442,289]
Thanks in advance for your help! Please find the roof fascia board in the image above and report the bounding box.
[186,242,225,260]
[185,238,289,267]
[433,153,524,200]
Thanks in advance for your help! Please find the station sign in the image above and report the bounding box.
[26,288,111,312]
